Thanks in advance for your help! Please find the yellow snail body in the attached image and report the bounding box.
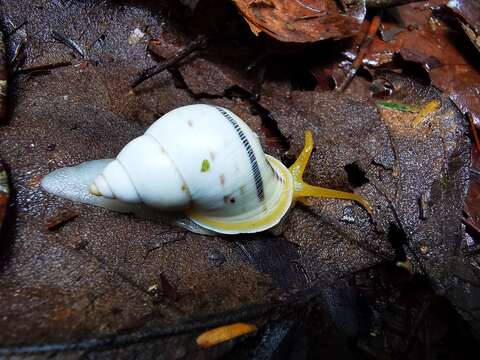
[41,104,371,235]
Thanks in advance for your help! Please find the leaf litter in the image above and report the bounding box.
[0,0,478,358]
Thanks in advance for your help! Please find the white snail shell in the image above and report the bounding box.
[42,104,293,234]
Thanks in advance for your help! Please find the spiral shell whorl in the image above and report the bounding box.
[93,159,141,203]
[92,134,192,210]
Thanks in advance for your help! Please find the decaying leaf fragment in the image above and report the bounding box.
[447,0,480,53]
[338,1,480,123]
[232,0,366,42]
[196,322,258,348]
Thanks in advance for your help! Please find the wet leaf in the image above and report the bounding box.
[0,0,476,355]
[338,1,480,122]
[376,100,418,112]
[231,0,366,42]
[447,0,480,52]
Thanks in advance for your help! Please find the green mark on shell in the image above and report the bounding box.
[201,159,210,172]
[376,101,418,113]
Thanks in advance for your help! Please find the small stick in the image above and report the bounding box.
[51,31,85,58]
[367,0,423,7]
[17,61,72,75]
[468,113,480,153]
[337,12,383,92]
[131,34,208,89]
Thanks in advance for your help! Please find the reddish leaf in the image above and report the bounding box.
[340,1,480,122]
[232,0,366,43]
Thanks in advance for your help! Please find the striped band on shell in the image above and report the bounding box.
[214,106,265,201]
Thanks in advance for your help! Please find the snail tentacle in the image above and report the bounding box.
[289,130,373,214]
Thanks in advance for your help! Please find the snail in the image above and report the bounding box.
[41,104,371,235]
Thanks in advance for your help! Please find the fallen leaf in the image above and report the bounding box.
[447,0,480,52]
[338,1,480,122]
[231,0,366,42]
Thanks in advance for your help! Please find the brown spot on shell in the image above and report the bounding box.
[240,185,246,194]
[219,174,225,185]
[181,184,187,192]
[187,119,193,127]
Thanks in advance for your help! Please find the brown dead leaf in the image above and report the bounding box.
[447,0,480,53]
[339,1,480,122]
[232,0,366,42]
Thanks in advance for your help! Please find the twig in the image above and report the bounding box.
[51,31,85,58]
[367,0,423,7]
[130,34,208,89]
[337,12,383,92]
[17,61,72,75]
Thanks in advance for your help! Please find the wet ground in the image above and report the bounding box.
[0,0,478,358]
